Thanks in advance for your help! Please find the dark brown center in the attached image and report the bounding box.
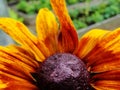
[32,53,93,90]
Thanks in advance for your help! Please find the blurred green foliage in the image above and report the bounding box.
[8,8,24,22]
[66,0,85,5]
[7,0,120,30]
[16,0,51,15]
[69,0,120,30]
[16,0,85,15]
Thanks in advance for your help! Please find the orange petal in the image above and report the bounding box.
[0,18,48,61]
[0,66,38,90]
[99,28,120,48]
[0,46,37,80]
[0,45,38,89]
[36,8,58,54]
[83,28,120,72]
[0,80,7,89]
[91,80,120,90]
[91,70,120,89]
[50,0,78,52]
[6,45,39,69]
[0,78,38,90]
[90,55,120,72]
[75,29,109,59]
[91,70,120,81]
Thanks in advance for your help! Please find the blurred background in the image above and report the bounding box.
[0,0,120,45]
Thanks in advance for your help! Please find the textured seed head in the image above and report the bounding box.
[35,53,92,90]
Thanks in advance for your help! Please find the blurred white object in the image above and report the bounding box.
[0,0,14,46]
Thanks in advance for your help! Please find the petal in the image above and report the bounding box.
[0,46,36,80]
[91,70,120,89]
[75,29,109,60]
[7,45,35,60]
[91,70,120,81]
[92,80,120,90]
[99,28,120,48]
[36,8,58,54]
[90,56,120,72]
[83,28,120,72]
[0,78,38,90]
[50,0,78,52]
[0,80,7,89]
[6,45,39,69]
[0,18,48,61]
[0,45,38,89]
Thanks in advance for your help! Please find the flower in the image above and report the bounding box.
[0,0,120,90]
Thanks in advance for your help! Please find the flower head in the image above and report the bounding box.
[0,0,120,90]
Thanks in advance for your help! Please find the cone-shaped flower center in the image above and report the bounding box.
[36,53,92,90]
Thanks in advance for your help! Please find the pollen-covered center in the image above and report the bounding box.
[35,53,91,90]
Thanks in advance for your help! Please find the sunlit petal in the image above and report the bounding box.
[0,78,38,90]
[83,28,120,72]
[36,8,58,54]
[92,80,120,90]
[0,46,37,80]
[75,29,109,59]
[0,45,38,89]
[0,80,7,89]
[90,56,120,72]
[50,0,78,52]
[0,18,47,61]
[91,70,120,81]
